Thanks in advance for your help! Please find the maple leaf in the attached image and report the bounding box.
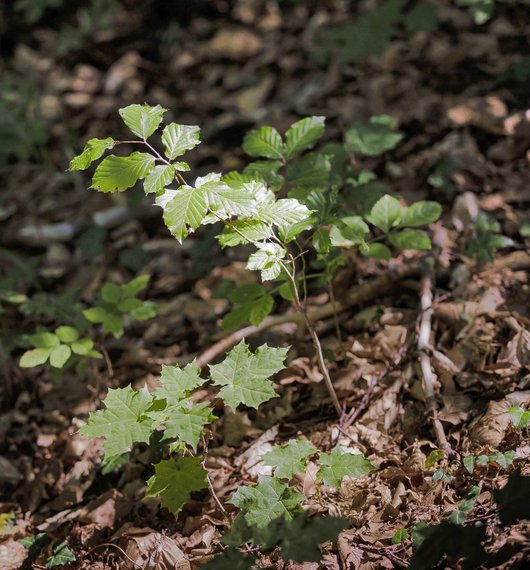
[229,476,304,528]
[209,341,288,409]
[317,447,375,487]
[164,401,216,451]
[145,456,207,516]
[262,439,317,479]
[79,386,153,458]
[153,361,203,407]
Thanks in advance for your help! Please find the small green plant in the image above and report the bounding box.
[19,535,76,569]
[82,275,158,338]
[465,212,513,264]
[19,326,101,369]
[70,103,441,563]
[314,0,437,64]
[463,450,516,474]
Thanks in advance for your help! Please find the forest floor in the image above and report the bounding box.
[0,1,529,569]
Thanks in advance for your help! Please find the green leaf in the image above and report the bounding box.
[28,332,60,348]
[329,216,369,247]
[345,115,403,156]
[101,282,122,303]
[228,284,266,304]
[49,345,72,368]
[507,405,530,428]
[400,201,442,227]
[144,165,174,194]
[229,476,305,528]
[209,341,287,410]
[249,294,274,326]
[54,326,79,343]
[154,362,203,406]
[262,439,317,479]
[317,447,375,487]
[257,199,312,238]
[71,339,97,356]
[368,194,401,233]
[403,2,438,32]
[119,103,166,139]
[493,469,530,525]
[78,385,153,457]
[91,152,155,193]
[121,274,150,297]
[278,513,350,562]
[157,185,208,242]
[243,126,283,159]
[392,528,410,544]
[46,541,76,569]
[409,522,486,570]
[162,123,201,160]
[284,116,325,159]
[69,137,115,171]
[145,456,207,516]
[218,220,272,247]
[247,243,286,281]
[83,307,109,324]
[362,243,391,260]
[222,305,253,331]
[389,229,431,250]
[164,401,215,450]
[463,455,475,474]
[449,486,480,525]
[20,348,52,368]
[286,153,331,186]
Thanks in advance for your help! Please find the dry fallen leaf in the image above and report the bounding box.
[119,528,191,570]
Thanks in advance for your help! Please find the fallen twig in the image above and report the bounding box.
[417,258,452,456]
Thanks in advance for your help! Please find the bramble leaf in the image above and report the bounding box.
[162,123,201,160]
[209,341,287,409]
[91,152,155,193]
[78,385,153,457]
[145,456,208,516]
[262,439,317,479]
[229,476,304,528]
[119,103,166,139]
[284,116,326,159]
[318,447,375,487]
[69,138,115,171]
[243,126,283,159]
